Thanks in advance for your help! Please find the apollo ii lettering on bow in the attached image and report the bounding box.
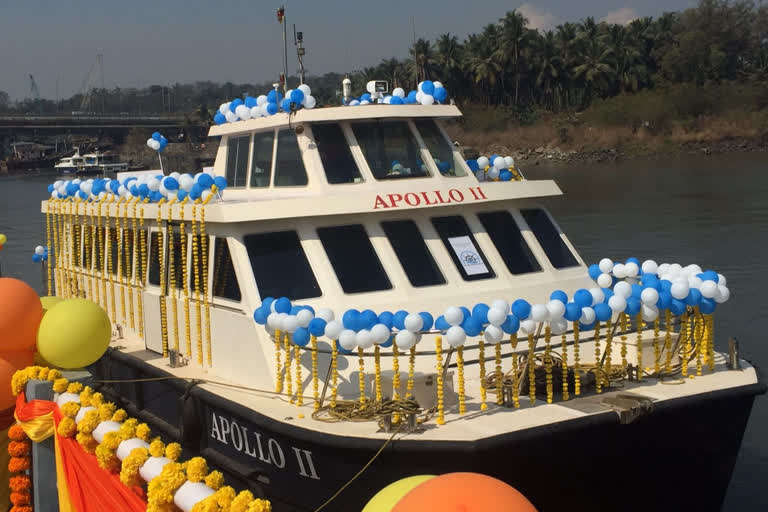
[209,411,320,480]
[373,187,488,209]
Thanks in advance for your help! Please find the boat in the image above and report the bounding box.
[54,149,87,175]
[4,141,69,172]
[34,83,764,512]
[55,149,129,175]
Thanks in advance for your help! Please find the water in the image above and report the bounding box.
[1,155,767,508]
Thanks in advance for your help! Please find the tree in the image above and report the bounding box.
[434,33,463,90]
[534,31,564,109]
[0,91,9,112]
[408,38,435,83]
[498,10,532,107]
[573,18,616,106]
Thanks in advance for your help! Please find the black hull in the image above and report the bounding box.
[91,349,765,512]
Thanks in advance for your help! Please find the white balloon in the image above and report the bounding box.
[599,258,613,273]
[285,89,294,101]
[382,96,392,104]
[546,300,565,320]
[371,324,391,345]
[484,324,504,344]
[256,94,268,106]
[444,307,464,326]
[283,315,299,333]
[614,281,632,298]
[641,288,659,306]
[669,263,682,274]
[519,319,536,335]
[225,111,237,123]
[395,330,417,350]
[625,262,639,277]
[580,307,596,325]
[404,313,424,333]
[714,285,730,303]
[476,156,489,169]
[550,318,568,335]
[117,185,127,197]
[179,174,194,192]
[492,156,505,169]
[700,280,718,298]
[146,138,154,148]
[250,106,261,118]
[670,280,690,300]
[717,273,727,286]
[317,308,335,322]
[487,167,501,179]
[530,304,549,323]
[339,330,357,351]
[445,326,466,347]
[392,87,405,98]
[491,299,509,312]
[297,84,311,97]
[34,245,45,255]
[147,179,160,192]
[597,273,613,288]
[420,94,434,105]
[349,100,360,106]
[117,438,150,461]
[613,263,626,279]
[219,103,230,115]
[608,295,626,313]
[433,81,443,89]
[504,156,515,168]
[356,329,374,349]
[641,260,658,275]
[589,288,604,306]
[417,81,424,92]
[324,320,343,339]
[641,304,659,322]
[174,480,215,512]
[685,264,702,275]
[150,139,161,150]
[657,263,670,275]
[296,309,314,328]
[304,96,316,109]
[487,307,507,326]
[235,105,251,120]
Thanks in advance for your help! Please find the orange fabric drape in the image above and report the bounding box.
[14,393,147,512]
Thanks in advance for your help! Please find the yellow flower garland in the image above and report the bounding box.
[120,446,149,488]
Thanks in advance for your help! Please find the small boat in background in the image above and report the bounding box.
[55,149,129,175]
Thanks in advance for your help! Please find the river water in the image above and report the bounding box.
[1,153,766,509]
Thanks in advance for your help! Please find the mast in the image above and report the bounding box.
[277,6,288,94]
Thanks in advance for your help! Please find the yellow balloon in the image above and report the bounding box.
[40,296,63,313]
[0,233,6,245]
[37,298,111,369]
[361,475,436,512]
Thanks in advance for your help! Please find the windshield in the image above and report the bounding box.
[351,121,429,180]
[414,120,466,177]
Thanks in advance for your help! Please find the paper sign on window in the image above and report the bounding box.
[447,236,488,275]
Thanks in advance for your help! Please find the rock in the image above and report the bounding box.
[535,146,545,154]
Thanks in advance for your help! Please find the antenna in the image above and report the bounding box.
[294,24,306,85]
[29,75,40,100]
[277,6,288,94]
[79,54,104,112]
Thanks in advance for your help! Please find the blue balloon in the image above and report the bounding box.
[594,303,612,322]
[198,174,214,189]
[580,322,596,331]
[360,93,372,102]
[150,191,163,202]
[110,180,120,194]
[281,98,293,112]
[625,297,641,316]
[47,184,54,193]
[434,315,450,331]
[267,90,282,103]
[393,310,408,330]
[642,274,660,290]
[77,191,87,200]
[466,160,479,171]
[32,253,42,263]
[701,270,719,282]
[138,184,150,197]
[245,96,257,108]
[130,185,139,196]
[163,177,179,191]
[686,288,702,306]
[177,189,188,201]
[151,131,161,141]
[660,279,672,293]
[512,299,531,319]
[657,291,672,310]
[190,183,203,200]
[159,136,168,146]
[361,309,378,330]
[66,182,78,196]
[631,284,643,299]
[253,307,269,325]
[501,315,520,334]
[472,304,490,325]
[293,327,310,347]
[390,96,404,105]
[378,311,394,329]
[261,297,276,310]
[300,305,315,316]
[343,309,361,331]
[266,102,278,115]
[459,307,471,322]
[550,290,568,304]
[564,302,582,322]
[336,340,354,355]
[407,90,418,101]
[574,289,593,308]
[433,87,447,102]
[274,297,292,314]
[626,257,640,266]
[381,335,394,348]
[229,98,244,112]
[421,80,435,95]
[290,89,305,104]
[588,264,601,280]
[602,288,614,302]
[699,297,717,314]
[214,176,228,190]
[419,312,434,331]
[290,305,301,315]
[500,170,513,181]
[670,299,686,316]
[462,316,482,337]
[308,318,327,337]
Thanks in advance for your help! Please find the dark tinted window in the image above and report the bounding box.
[318,225,392,293]
[212,238,241,301]
[521,209,578,269]
[274,130,308,186]
[381,220,445,287]
[245,231,320,300]
[431,216,495,281]
[313,123,362,184]
[478,211,541,274]
[148,231,163,286]
[225,135,249,188]
[351,121,428,180]
[250,131,273,188]
[414,120,466,177]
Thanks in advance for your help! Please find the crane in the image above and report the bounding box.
[29,74,40,100]
[80,54,104,112]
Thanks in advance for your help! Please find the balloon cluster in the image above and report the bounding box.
[46,171,228,204]
[31,245,48,263]
[253,258,731,353]
[213,84,317,125]
[466,155,517,182]
[146,132,169,152]
[346,80,448,106]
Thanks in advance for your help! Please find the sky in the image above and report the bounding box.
[0,0,698,101]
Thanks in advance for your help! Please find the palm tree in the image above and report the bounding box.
[555,22,579,107]
[378,58,407,89]
[408,38,435,83]
[608,24,646,93]
[464,29,503,105]
[498,10,532,106]
[434,33,463,88]
[573,22,616,106]
[534,31,564,109]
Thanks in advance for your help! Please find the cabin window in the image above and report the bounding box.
[312,123,362,184]
[225,135,249,188]
[351,121,429,180]
[212,238,241,302]
[521,209,579,269]
[148,232,163,286]
[250,131,274,188]
[244,231,321,300]
[431,215,495,281]
[414,120,466,177]
[381,220,445,287]
[317,224,392,293]
[273,130,308,186]
[477,211,541,274]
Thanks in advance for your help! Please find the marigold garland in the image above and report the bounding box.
[186,457,209,482]
[10,492,31,506]
[8,458,30,473]
[9,476,31,493]
[10,506,33,512]
[147,461,186,512]
[120,447,149,489]
[58,416,77,438]
[60,401,80,418]
[8,442,30,457]
[8,425,26,442]
[205,470,224,490]
[95,431,122,472]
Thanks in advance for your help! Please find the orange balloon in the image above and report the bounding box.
[0,278,43,352]
[0,350,34,409]
[392,472,538,512]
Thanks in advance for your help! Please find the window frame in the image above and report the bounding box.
[307,122,365,186]
[248,130,276,189]
[518,208,581,270]
[380,219,446,288]
[225,134,251,189]
[476,209,545,276]
[209,237,243,306]
[346,119,433,181]
[411,119,468,178]
[273,128,310,187]
[430,214,496,282]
